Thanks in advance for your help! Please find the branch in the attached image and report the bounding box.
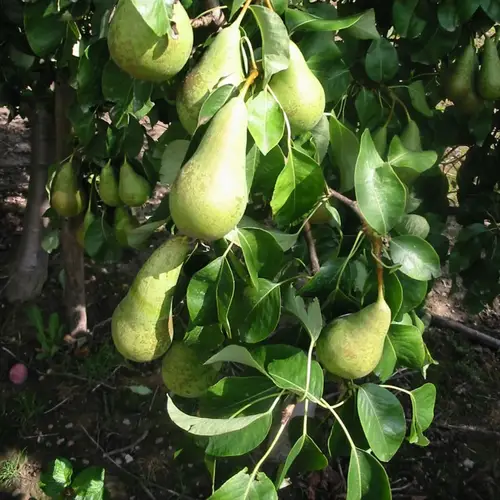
[191,0,225,29]
[327,187,365,222]
[303,221,320,274]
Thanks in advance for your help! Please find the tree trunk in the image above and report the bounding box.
[55,76,88,340]
[5,100,53,302]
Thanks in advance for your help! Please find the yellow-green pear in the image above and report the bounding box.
[99,162,120,207]
[161,342,221,398]
[176,21,245,135]
[478,36,500,100]
[316,294,391,379]
[401,119,422,152]
[50,161,86,217]
[114,206,139,247]
[169,96,248,241]
[77,205,96,247]
[444,43,478,104]
[118,160,151,207]
[107,0,193,82]
[269,41,325,135]
[111,236,190,362]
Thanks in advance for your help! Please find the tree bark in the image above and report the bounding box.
[55,76,88,340]
[5,100,53,302]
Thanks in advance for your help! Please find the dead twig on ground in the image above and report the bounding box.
[436,422,500,438]
[105,430,149,457]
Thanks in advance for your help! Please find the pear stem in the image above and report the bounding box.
[264,0,274,10]
[235,0,253,26]
[240,68,259,98]
[373,237,384,300]
[388,89,411,122]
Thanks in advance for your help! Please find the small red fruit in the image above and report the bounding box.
[9,363,28,385]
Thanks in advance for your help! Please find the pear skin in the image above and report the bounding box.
[176,22,245,135]
[51,161,86,218]
[99,162,120,207]
[169,96,248,241]
[118,160,151,207]
[114,206,139,247]
[401,120,422,152]
[77,205,97,247]
[111,236,190,362]
[310,201,335,225]
[478,36,500,100]
[269,41,325,135]
[316,295,391,379]
[108,0,193,82]
[161,342,220,398]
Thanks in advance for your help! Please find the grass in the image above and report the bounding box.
[0,450,26,489]
[13,391,44,432]
[80,341,123,381]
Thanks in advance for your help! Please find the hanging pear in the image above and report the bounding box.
[107,0,193,82]
[372,125,388,157]
[176,20,245,135]
[309,200,337,225]
[161,342,221,398]
[111,236,190,362]
[99,162,120,207]
[114,206,139,247]
[50,161,86,218]
[169,96,248,241]
[118,160,151,207]
[478,36,500,100]
[401,119,422,151]
[77,205,97,247]
[316,291,391,379]
[269,41,325,135]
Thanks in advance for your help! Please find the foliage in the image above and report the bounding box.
[26,306,66,360]
[2,0,500,498]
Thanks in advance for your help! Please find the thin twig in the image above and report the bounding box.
[436,422,500,437]
[44,396,72,415]
[46,371,116,390]
[328,187,365,223]
[105,430,149,457]
[303,221,320,274]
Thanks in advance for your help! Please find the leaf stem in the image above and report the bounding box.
[303,222,320,274]
[380,384,413,397]
[241,36,257,73]
[319,398,358,451]
[229,392,282,419]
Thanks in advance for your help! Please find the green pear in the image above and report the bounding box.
[99,162,120,207]
[401,119,422,152]
[269,41,325,135]
[112,236,190,362]
[114,206,139,247]
[77,204,96,247]
[372,125,388,157]
[316,294,391,379]
[161,342,221,398]
[169,96,248,241]
[309,200,336,225]
[478,36,500,100]
[118,160,151,207]
[107,0,193,82]
[176,22,245,135]
[50,161,86,217]
[444,43,479,104]
[456,89,484,116]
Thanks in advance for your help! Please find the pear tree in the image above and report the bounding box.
[2,0,500,498]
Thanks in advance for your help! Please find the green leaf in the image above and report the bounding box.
[271,148,325,225]
[456,0,481,21]
[388,324,426,369]
[130,0,172,36]
[390,235,441,281]
[209,469,277,500]
[394,214,430,239]
[238,229,284,288]
[355,130,406,235]
[408,383,436,446]
[343,9,380,40]
[40,457,73,497]
[217,258,235,337]
[184,324,225,352]
[365,39,399,82]
[102,60,134,104]
[286,8,372,34]
[159,140,190,185]
[72,466,106,500]
[384,271,403,320]
[42,229,60,254]
[167,397,269,436]
[249,145,286,198]
[357,384,406,462]
[299,258,343,295]
[329,111,359,192]
[438,1,460,31]
[408,81,433,117]
[126,220,166,249]
[238,216,299,252]
[76,40,108,108]
[187,257,223,325]
[392,0,426,38]
[355,89,384,130]
[310,115,330,163]
[247,90,285,155]
[24,3,66,56]
[198,85,235,129]
[283,287,323,341]
[346,448,392,500]
[205,345,268,375]
[398,272,427,314]
[250,6,290,85]
[267,351,324,402]
[237,279,281,343]
[374,338,397,383]
[388,136,437,184]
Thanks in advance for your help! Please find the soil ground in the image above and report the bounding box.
[1,109,500,500]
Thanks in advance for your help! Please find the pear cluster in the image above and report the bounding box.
[443,37,500,115]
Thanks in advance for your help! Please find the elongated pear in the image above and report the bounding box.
[118,160,151,207]
[99,162,120,207]
[269,41,325,135]
[169,96,248,241]
[316,294,391,379]
[51,161,86,217]
[108,0,193,82]
[478,36,500,100]
[401,119,422,151]
[114,206,139,247]
[176,22,245,134]
[444,43,478,102]
[77,205,96,247]
[112,236,190,362]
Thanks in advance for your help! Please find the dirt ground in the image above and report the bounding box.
[1,109,500,500]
